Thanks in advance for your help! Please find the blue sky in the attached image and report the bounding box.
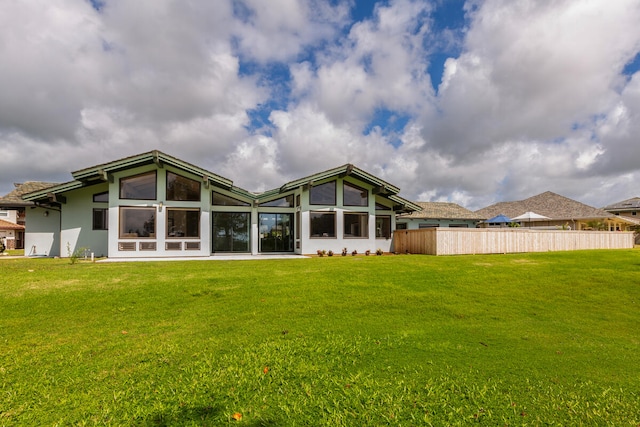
[1,0,640,210]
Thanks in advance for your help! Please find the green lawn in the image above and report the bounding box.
[1,250,639,426]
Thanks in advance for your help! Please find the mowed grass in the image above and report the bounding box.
[1,250,639,426]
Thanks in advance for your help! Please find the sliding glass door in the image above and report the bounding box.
[212,212,250,252]
[259,213,294,252]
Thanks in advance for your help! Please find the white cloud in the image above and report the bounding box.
[2,0,640,212]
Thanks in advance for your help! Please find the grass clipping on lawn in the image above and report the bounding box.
[1,250,639,425]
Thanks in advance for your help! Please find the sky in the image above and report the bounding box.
[1,0,640,210]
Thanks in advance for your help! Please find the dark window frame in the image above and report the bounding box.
[259,195,294,207]
[119,171,157,200]
[343,181,369,207]
[375,215,391,238]
[309,181,336,206]
[212,191,251,206]
[309,211,336,238]
[93,192,109,203]
[212,211,251,252]
[343,212,369,238]
[92,208,108,230]
[119,207,156,239]
[166,171,201,202]
[166,208,201,239]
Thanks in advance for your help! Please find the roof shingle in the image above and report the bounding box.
[0,182,59,207]
[399,202,484,220]
[474,191,613,220]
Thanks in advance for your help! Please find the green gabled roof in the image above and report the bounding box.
[72,150,234,189]
[265,163,420,212]
[23,150,239,202]
[388,195,422,212]
[279,163,400,194]
[22,180,85,201]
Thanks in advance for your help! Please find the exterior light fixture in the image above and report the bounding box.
[43,211,49,217]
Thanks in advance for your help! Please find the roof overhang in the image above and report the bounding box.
[279,163,401,194]
[72,150,234,190]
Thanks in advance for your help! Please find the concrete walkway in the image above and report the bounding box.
[97,254,310,262]
[2,254,310,262]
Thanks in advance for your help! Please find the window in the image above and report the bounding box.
[396,223,407,230]
[120,171,157,200]
[260,195,294,207]
[419,224,439,229]
[449,224,469,228]
[93,208,108,230]
[167,171,200,201]
[259,213,294,252]
[375,202,390,210]
[344,182,368,206]
[310,212,336,238]
[119,207,155,238]
[310,181,336,205]
[344,212,368,238]
[167,209,200,238]
[93,192,109,203]
[212,191,250,206]
[376,215,391,238]
[213,212,250,252]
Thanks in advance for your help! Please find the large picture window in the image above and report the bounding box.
[343,182,368,206]
[310,212,336,238]
[375,215,391,238]
[310,181,336,205]
[167,209,200,238]
[213,212,250,252]
[119,207,155,238]
[167,171,200,201]
[120,171,157,200]
[344,212,368,238]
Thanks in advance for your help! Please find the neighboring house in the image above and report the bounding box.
[396,202,484,229]
[475,191,634,231]
[21,150,420,258]
[602,197,640,242]
[0,216,24,251]
[602,197,640,224]
[0,182,59,250]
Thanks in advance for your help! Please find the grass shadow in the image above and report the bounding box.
[145,404,222,426]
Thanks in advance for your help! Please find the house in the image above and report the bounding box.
[20,150,420,258]
[0,215,24,251]
[602,197,640,243]
[474,191,634,231]
[0,182,59,250]
[396,202,484,229]
[602,197,640,225]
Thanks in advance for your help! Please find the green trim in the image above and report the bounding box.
[22,152,420,212]
[22,181,85,201]
[72,150,234,189]
[388,195,422,212]
[279,163,400,194]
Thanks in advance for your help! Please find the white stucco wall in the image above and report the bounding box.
[297,177,397,255]
[61,184,110,257]
[107,164,212,258]
[25,207,60,256]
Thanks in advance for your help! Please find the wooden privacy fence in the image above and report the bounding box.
[393,228,635,255]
